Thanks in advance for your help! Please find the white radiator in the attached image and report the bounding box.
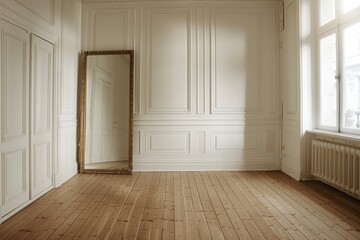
[311,140,360,199]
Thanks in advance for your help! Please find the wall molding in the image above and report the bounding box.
[0,0,61,36]
[145,8,192,114]
[15,0,55,26]
[282,160,301,181]
[146,131,191,154]
[210,9,263,114]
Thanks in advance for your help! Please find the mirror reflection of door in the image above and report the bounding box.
[84,55,130,170]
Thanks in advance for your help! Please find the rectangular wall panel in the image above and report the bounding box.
[60,0,80,118]
[211,10,261,113]
[282,1,298,118]
[15,0,55,25]
[197,131,206,154]
[147,10,191,113]
[55,0,81,188]
[214,132,257,151]
[147,131,190,154]
[93,11,128,50]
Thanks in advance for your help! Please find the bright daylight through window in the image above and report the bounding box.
[318,0,360,134]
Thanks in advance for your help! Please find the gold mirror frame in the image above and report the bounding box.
[78,50,134,174]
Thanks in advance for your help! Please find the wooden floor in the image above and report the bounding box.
[0,172,360,239]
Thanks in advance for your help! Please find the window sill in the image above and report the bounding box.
[307,129,360,148]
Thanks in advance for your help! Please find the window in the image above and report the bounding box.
[317,0,360,134]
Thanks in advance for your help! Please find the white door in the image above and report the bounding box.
[0,20,30,217]
[30,35,54,198]
[281,0,301,179]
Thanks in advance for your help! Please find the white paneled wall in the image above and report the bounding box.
[56,0,81,186]
[82,1,281,171]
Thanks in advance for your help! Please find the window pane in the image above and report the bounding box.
[319,34,337,127]
[320,0,335,26]
[343,22,360,130]
[343,0,360,14]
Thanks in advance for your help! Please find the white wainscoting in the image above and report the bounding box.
[82,1,281,171]
[133,124,280,171]
[56,123,77,187]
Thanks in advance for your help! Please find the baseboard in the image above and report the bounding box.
[0,186,54,224]
[301,172,314,181]
[133,160,281,171]
[282,162,301,181]
[55,163,78,187]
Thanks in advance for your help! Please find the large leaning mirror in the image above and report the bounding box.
[78,50,133,174]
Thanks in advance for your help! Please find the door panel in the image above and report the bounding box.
[0,20,30,217]
[102,81,112,162]
[281,0,301,180]
[91,76,103,163]
[30,35,54,198]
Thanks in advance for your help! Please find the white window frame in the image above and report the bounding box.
[339,16,360,135]
[316,0,360,135]
[317,28,339,132]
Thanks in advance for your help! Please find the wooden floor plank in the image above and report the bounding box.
[215,172,264,240]
[124,172,154,239]
[136,172,161,239]
[186,172,212,240]
[162,172,175,239]
[180,172,200,240]
[200,172,239,239]
[173,172,188,240]
[74,175,129,239]
[149,172,167,240]
[0,171,359,240]
[209,172,253,240]
[194,172,226,240]
[108,172,148,239]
